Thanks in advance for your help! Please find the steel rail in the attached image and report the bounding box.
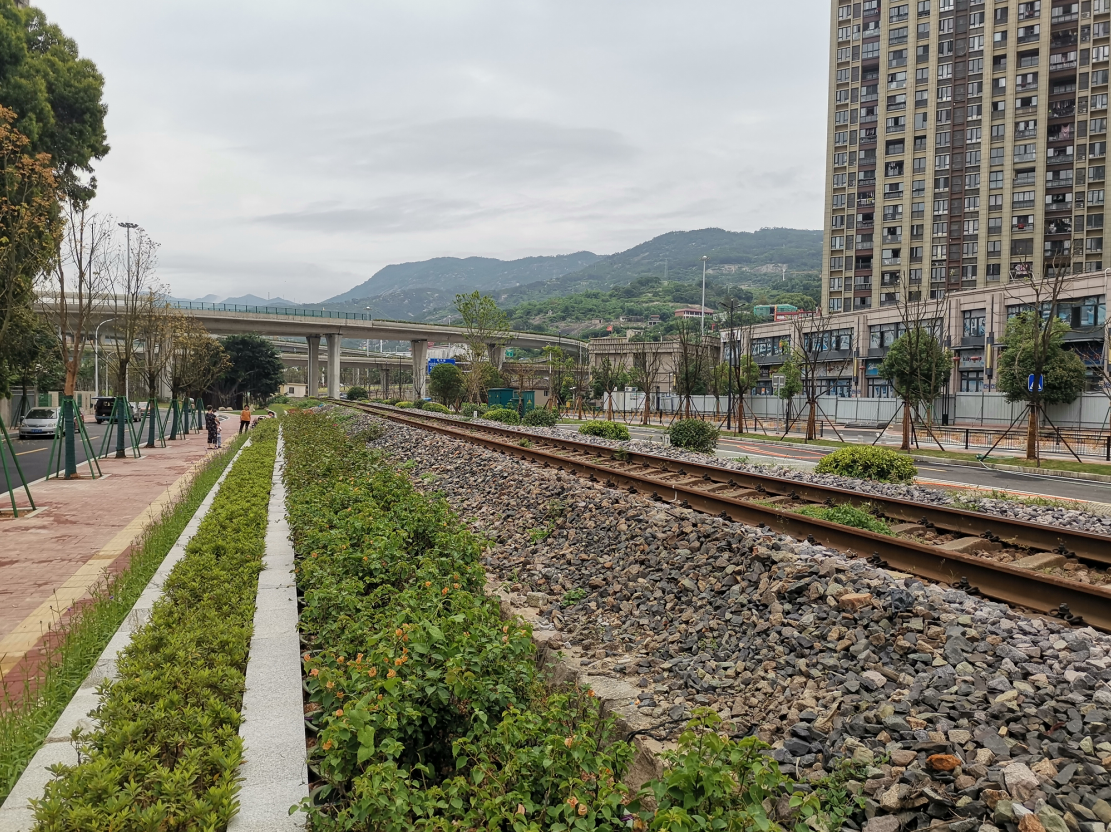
[338,401,1111,631]
[345,401,1111,566]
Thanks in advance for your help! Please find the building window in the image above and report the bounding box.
[960,370,984,392]
[963,308,987,336]
[828,297,844,312]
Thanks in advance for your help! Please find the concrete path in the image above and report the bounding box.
[0,432,214,682]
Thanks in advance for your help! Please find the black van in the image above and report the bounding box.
[94,397,140,424]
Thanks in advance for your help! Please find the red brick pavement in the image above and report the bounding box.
[0,435,215,681]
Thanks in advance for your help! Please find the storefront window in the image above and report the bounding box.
[960,370,984,391]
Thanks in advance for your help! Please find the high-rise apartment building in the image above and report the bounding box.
[822,0,1110,315]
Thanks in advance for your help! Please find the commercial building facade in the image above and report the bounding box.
[822,0,1111,314]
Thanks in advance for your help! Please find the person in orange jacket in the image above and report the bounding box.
[239,406,252,434]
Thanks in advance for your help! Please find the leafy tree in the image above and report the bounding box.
[1,106,60,356]
[0,2,109,201]
[777,354,802,426]
[345,385,368,400]
[216,334,284,405]
[997,311,1087,407]
[428,362,464,407]
[2,312,62,410]
[879,327,952,450]
[455,291,510,403]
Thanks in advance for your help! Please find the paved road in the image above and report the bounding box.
[557,423,1111,505]
[1,409,193,488]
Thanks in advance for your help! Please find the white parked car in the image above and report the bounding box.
[19,407,62,439]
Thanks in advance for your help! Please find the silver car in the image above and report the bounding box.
[18,407,61,439]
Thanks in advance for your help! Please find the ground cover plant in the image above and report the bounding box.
[0,432,250,805]
[521,407,559,427]
[794,504,893,536]
[814,446,917,484]
[29,421,278,830]
[284,410,860,831]
[578,420,630,441]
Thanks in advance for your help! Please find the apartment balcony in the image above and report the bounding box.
[1050,58,1078,71]
[881,236,903,244]
[861,93,879,102]
[1052,11,1080,23]
[861,114,879,123]
[882,256,902,266]
[1048,153,1076,164]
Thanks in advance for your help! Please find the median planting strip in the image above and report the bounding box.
[283,410,859,831]
[16,420,278,830]
[0,432,251,811]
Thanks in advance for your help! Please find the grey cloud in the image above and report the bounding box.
[252,195,517,234]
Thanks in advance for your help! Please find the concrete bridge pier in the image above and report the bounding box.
[306,335,321,397]
[487,343,505,370]
[411,339,428,399]
[325,334,342,398]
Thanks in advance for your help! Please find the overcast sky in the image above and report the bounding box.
[41,1,828,302]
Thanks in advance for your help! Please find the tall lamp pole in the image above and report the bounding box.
[94,317,117,397]
[118,222,139,400]
[700,255,709,336]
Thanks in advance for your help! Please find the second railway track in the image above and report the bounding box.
[335,400,1111,632]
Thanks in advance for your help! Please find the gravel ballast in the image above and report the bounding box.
[337,408,1111,832]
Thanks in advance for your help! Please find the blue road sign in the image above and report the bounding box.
[427,357,456,374]
[1027,373,1044,392]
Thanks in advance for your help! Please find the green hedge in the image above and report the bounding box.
[814,445,918,484]
[31,422,279,829]
[283,412,861,830]
[418,401,451,414]
[482,407,520,425]
[521,408,558,427]
[0,433,249,805]
[668,418,720,453]
[578,420,630,441]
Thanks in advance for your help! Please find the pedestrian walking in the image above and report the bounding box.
[205,406,219,449]
[239,406,251,434]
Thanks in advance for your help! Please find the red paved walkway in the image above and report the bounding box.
[0,434,216,679]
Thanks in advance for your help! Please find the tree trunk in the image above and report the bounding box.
[806,401,817,441]
[63,397,78,478]
[642,393,651,425]
[901,402,912,451]
[1026,404,1039,461]
[736,393,746,433]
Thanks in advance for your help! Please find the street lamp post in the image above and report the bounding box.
[700,256,709,336]
[118,223,139,401]
[94,317,117,397]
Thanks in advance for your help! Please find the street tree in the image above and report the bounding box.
[628,334,665,424]
[674,318,713,417]
[0,106,60,353]
[591,355,628,419]
[36,200,111,477]
[2,312,62,415]
[429,362,465,408]
[215,334,284,405]
[0,2,109,201]
[107,225,160,400]
[454,291,510,403]
[879,282,951,449]
[997,259,1087,459]
[777,353,802,427]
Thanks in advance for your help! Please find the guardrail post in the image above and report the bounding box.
[1106,434,1110,461]
[964,428,969,449]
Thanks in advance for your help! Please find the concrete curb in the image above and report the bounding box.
[0,441,251,832]
[228,430,308,830]
[908,453,1111,483]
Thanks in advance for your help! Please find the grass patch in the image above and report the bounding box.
[948,488,1093,513]
[795,503,894,535]
[0,432,250,805]
[29,422,279,827]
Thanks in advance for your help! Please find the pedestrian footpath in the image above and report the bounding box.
[0,435,214,681]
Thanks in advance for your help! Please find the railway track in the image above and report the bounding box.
[336,400,1111,632]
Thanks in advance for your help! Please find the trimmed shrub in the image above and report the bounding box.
[815,445,918,484]
[579,420,630,441]
[418,401,451,414]
[483,407,521,425]
[668,419,720,453]
[521,407,558,427]
[395,401,416,408]
[345,386,368,401]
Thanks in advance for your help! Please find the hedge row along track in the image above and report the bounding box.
[332,400,1111,632]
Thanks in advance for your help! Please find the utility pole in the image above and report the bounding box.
[700,256,709,336]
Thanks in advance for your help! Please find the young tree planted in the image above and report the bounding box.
[428,362,465,408]
[454,291,510,403]
[879,327,952,450]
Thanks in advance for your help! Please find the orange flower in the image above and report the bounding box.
[387,669,396,678]
[502,635,508,644]
[502,626,509,634]
[325,681,334,689]
[565,736,574,748]
[368,667,377,677]
[356,654,364,663]
[395,629,403,638]
[394,657,403,665]
[363,556,368,562]
[323,740,333,751]
[567,796,578,808]
[311,553,318,558]
[516,804,526,815]
[303,653,311,662]
[335,709,344,717]
[425,581,432,587]
[310,668,319,677]
[442,587,449,595]
[453,583,460,589]
[337,656,345,664]
[577,803,588,817]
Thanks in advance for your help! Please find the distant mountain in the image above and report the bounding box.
[323,252,603,311]
[321,228,822,322]
[169,293,297,307]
